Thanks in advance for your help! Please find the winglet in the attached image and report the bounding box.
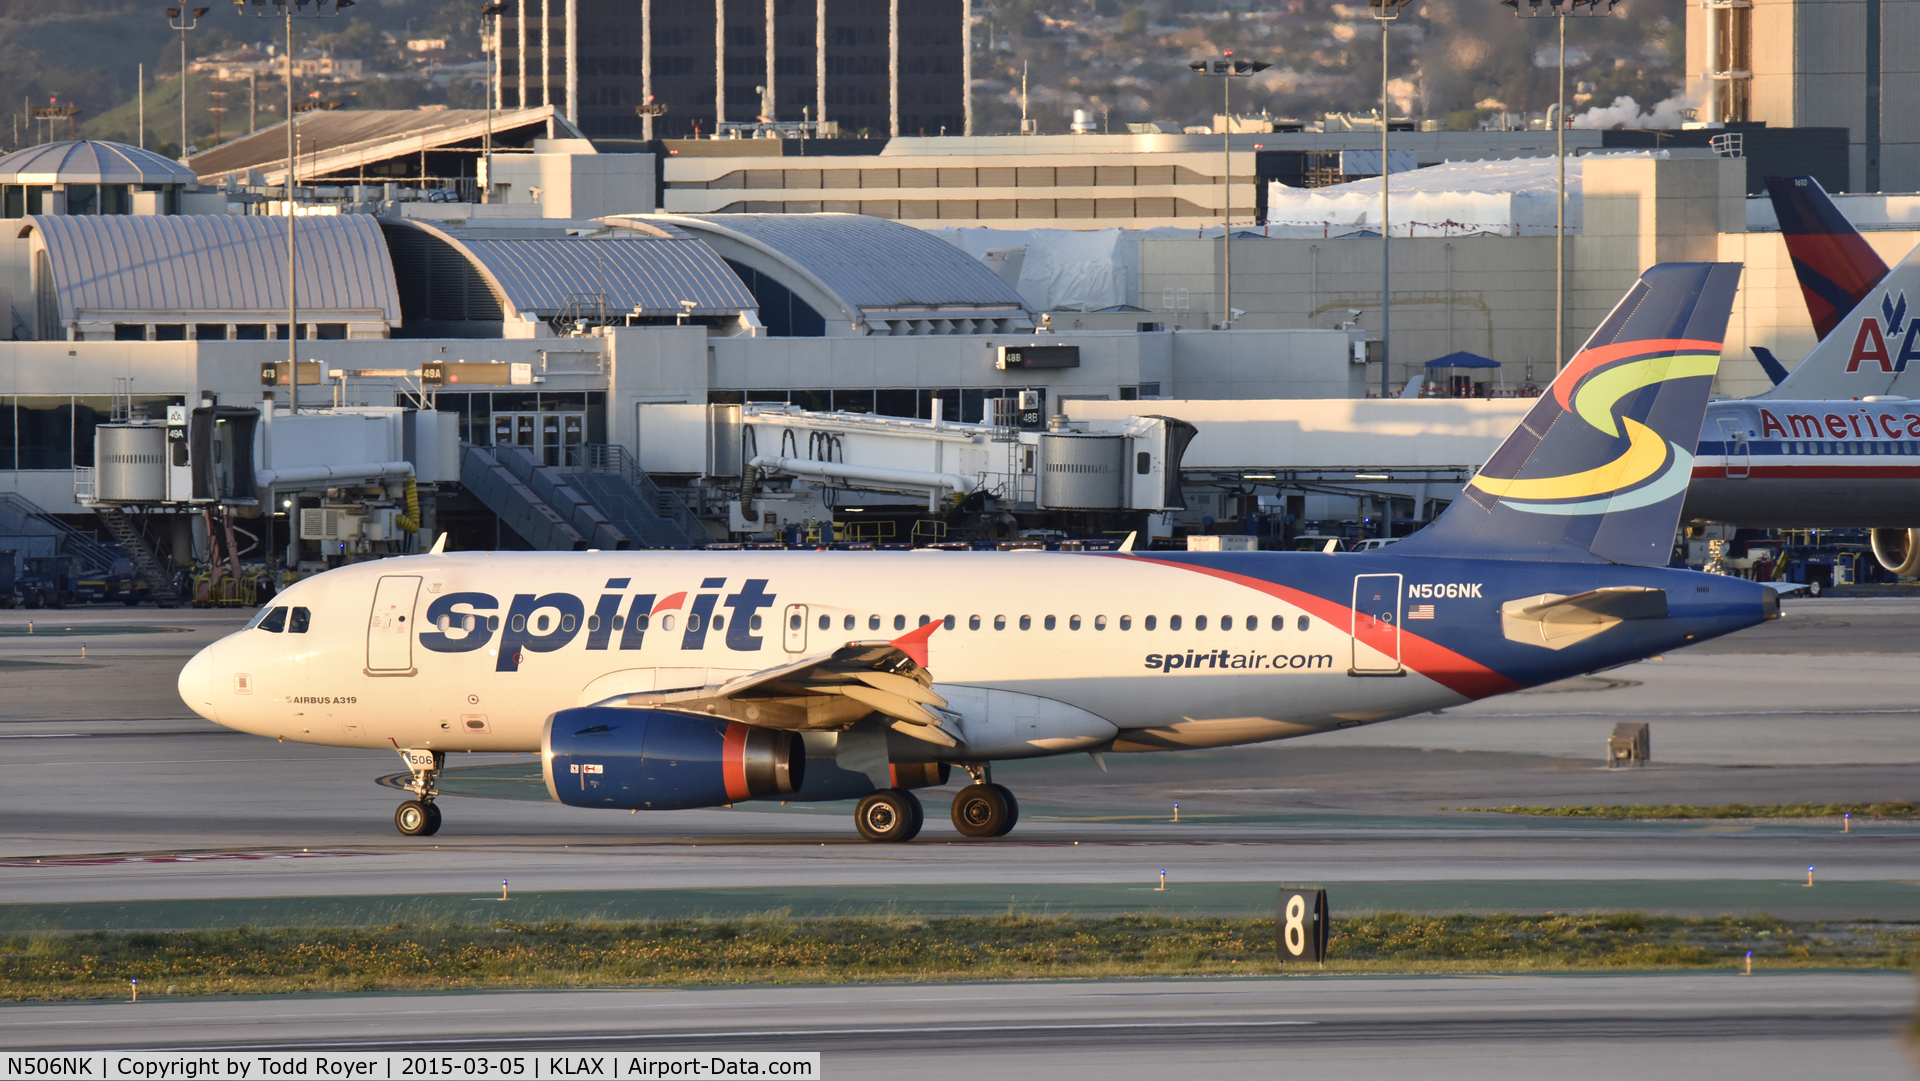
[1751,346,1790,386]
[1323,538,1339,554]
[889,620,940,668]
[1118,531,1137,553]
[429,532,448,555]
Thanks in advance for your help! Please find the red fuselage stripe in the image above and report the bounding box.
[1692,466,1920,479]
[1114,555,1525,701]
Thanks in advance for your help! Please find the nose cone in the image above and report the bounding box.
[178,645,221,725]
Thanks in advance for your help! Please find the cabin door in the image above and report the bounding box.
[367,575,422,673]
[1717,418,1750,479]
[1349,573,1404,675]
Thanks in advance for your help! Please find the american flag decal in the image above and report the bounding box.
[1407,604,1436,620]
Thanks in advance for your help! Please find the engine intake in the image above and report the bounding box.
[1870,527,1920,577]
[543,707,804,810]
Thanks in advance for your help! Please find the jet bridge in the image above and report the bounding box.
[637,402,1195,541]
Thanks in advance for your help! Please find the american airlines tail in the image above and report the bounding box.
[1767,175,1889,342]
[1758,242,1920,400]
[1399,262,1742,565]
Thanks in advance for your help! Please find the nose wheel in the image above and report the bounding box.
[395,799,442,836]
[394,747,445,837]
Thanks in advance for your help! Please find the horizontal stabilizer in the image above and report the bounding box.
[1500,586,1668,650]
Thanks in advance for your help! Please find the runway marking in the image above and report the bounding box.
[1461,708,1920,719]
[0,850,382,868]
[0,733,81,738]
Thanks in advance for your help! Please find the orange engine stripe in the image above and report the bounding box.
[722,722,750,801]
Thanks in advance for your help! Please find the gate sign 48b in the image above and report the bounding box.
[1277,886,1330,964]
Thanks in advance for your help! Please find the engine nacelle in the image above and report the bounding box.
[542,707,803,810]
[1870,527,1920,576]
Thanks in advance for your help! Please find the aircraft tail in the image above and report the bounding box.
[1399,262,1742,567]
[1759,240,1920,400]
[1767,175,1888,342]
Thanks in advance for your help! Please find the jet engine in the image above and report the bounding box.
[1870,528,1920,576]
[543,707,804,810]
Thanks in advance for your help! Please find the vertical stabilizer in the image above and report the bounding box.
[1399,262,1742,567]
[1767,175,1888,342]
[1758,242,1920,400]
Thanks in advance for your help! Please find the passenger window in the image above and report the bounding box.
[994,615,1007,630]
[587,614,600,632]
[1019,615,1032,630]
[1246,615,1257,631]
[256,606,287,633]
[894,615,907,631]
[790,613,803,630]
[1069,615,1081,631]
[1297,615,1310,631]
[969,615,981,631]
[563,614,577,632]
[511,614,527,633]
[613,615,625,631]
[486,615,499,632]
[1144,615,1157,631]
[462,614,476,632]
[1169,615,1182,631]
[1094,615,1107,631]
[1119,615,1131,631]
[1195,615,1207,631]
[636,614,650,630]
[289,607,311,634]
[943,615,955,630]
[918,615,932,627]
[661,614,676,631]
[818,614,830,631]
[687,614,703,632]
[710,615,723,630]
[750,614,762,631]
[1045,615,1057,630]
[1221,615,1233,631]
[869,615,881,630]
[843,615,855,630]
[1271,615,1284,631]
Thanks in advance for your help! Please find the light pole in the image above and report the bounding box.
[1190,53,1269,331]
[482,2,505,202]
[235,0,355,416]
[1370,0,1411,398]
[1504,0,1617,374]
[167,6,211,158]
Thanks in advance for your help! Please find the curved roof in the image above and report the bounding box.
[25,214,401,327]
[457,235,757,318]
[0,140,198,185]
[663,213,1033,333]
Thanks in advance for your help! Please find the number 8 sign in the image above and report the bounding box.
[1276,887,1329,963]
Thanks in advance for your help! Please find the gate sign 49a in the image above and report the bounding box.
[1277,886,1330,964]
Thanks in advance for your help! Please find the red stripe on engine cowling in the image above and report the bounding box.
[1110,555,1525,702]
[722,721,751,801]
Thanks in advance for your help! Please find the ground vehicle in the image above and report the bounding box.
[1350,538,1401,553]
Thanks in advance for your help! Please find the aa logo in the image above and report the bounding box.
[1848,291,1920,373]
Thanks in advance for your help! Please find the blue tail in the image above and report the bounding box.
[1398,262,1743,567]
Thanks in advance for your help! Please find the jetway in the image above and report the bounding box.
[637,402,1196,542]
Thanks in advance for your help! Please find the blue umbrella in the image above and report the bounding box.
[1424,351,1499,369]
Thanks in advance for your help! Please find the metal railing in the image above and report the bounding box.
[573,444,706,546]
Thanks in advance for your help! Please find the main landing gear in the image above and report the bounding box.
[950,763,1019,839]
[854,788,924,842]
[394,747,444,837]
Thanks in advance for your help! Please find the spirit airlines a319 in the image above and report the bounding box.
[180,262,1780,842]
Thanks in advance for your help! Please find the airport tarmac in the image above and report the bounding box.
[1,595,1917,1074]
[3,973,1915,1080]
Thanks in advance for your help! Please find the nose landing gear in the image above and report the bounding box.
[394,747,444,837]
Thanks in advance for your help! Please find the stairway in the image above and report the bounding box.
[93,508,184,607]
[460,445,629,552]
[0,493,119,576]
[568,444,707,549]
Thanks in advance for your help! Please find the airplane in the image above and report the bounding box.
[178,262,1779,842]
[1683,176,1920,576]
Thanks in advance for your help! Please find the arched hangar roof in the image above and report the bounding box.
[652,213,1034,336]
[23,214,400,329]
[384,220,757,322]
[0,140,198,186]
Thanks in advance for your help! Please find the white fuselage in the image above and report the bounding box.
[177,550,1477,760]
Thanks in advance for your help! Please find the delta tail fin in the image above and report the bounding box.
[1397,262,1742,567]
[1759,241,1920,400]
[1766,175,1888,342]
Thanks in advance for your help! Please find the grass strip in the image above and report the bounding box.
[1459,802,1920,820]
[4,912,1916,1001]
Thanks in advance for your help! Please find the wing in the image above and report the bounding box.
[583,621,959,746]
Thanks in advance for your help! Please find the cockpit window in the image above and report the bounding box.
[255,606,288,633]
[288,607,312,634]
